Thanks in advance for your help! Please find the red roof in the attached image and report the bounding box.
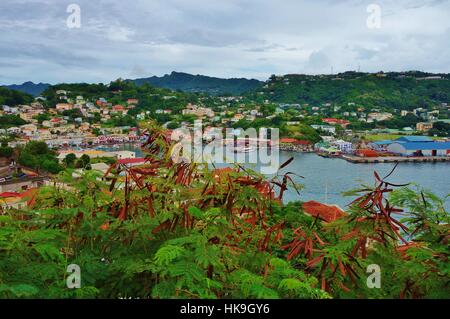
[0,192,20,198]
[303,201,347,223]
[322,118,350,125]
[117,158,146,165]
[280,138,311,145]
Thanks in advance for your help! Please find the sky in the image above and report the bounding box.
[1,0,450,84]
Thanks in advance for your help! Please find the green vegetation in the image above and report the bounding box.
[0,125,447,299]
[364,134,404,142]
[18,141,62,174]
[75,154,91,169]
[0,146,14,158]
[34,113,51,124]
[0,115,27,129]
[254,72,450,110]
[132,71,263,96]
[104,115,137,128]
[0,87,33,106]
[63,153,77,168]
[429,121,450,137]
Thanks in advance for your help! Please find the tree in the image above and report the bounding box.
[166,122,179,130]
[92,128,101,136]
[17,141,62,174]
[63,153,77,168]
[34,113,51,124]
[0,115,27,129]
[0,146,13,158]
[76,154,90,169]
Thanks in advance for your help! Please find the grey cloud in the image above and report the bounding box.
[353,47,379,60]
[0,0,449,84]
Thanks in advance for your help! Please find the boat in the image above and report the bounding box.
[233,146,257,154]
[317,148,341,158]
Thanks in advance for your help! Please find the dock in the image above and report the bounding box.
[341,155,450,164]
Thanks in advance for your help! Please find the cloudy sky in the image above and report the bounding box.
[1,0,449,84]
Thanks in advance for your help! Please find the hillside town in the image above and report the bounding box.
[0,77,449,209]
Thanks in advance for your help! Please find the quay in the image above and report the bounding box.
[341,155,450,164]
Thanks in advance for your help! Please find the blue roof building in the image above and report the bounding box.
[387,141,450,156]
[395,136,433,143]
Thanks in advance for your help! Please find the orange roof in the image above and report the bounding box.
[280,138,297,144]
[280,138,311,145]
[322,118,350,125]
[212,167,235,180]
[303,201,347,223]
[113,105,125,111]
[18,188,38,199]
[355,149,379,157]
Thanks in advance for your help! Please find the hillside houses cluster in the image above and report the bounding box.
[1,92,141,149]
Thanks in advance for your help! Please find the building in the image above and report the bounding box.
[112,105,126,113]
[20,124,38,137]
[369,140,393,151]
[112,151,136,160]
[416,122,433,132]
[117,158,146,167]
[279,138,312,151]
[387,136,450,156]
[396,136,433,143]
[303,201,347,223]
[56,103,73,111]
[367,112,393,123]
[321,118,350,128]
[0,188,38,210]
[311,125,336,134]
[127,99,139,105]
[332,140,353,153]
[0,176,47,193]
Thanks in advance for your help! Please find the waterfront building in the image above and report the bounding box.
[387,136,450,156]
[369,140,393,151]
[113,151,136,160]
[332,140,353,153]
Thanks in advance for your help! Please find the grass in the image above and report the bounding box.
[363,133,440,142]
[363,134,403,142]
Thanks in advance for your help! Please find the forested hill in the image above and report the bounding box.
[0,87,34,106]
[253,71,450,110]
[130,71,263,95]
[2,81,50,96]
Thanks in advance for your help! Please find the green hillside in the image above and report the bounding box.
[131,71,263,96]
[252,71,450,110]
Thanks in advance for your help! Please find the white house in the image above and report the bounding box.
[112,151,136,160]
[332,140,353,153]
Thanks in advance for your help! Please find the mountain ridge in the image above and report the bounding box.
[2,81,51,96]
[129,71,263,95]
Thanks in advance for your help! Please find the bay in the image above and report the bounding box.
[105,144,450,210]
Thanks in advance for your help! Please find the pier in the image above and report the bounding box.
[341,155,450,164]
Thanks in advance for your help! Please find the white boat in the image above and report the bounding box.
[233,145,257,153]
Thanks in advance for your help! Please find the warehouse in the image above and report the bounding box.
[387,141,450,156]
